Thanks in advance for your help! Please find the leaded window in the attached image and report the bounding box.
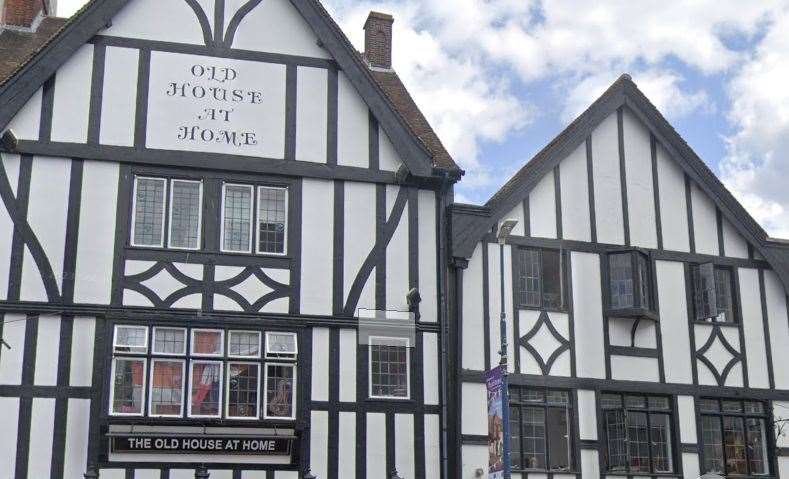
[131,176,203,250]
[509,388,573,472]
[221,183,253,253]
[257,186,287,254]
[108,325,297,421]
[608,251,654,316]
[221,183,288,255]
[602,393,674,473]
[699,398,771,476]
[692,264,738,323]
[516,248,565,310]
[369,337,410,399]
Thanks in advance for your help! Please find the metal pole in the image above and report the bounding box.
[499,242,511,479]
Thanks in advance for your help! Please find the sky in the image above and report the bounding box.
[57,0,789,237]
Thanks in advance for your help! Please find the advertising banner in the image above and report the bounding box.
[486,365,505,479]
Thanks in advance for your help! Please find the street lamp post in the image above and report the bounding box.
[497,219,518,479]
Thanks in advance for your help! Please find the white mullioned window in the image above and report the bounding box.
[130,176,203,250]
[256,186,288,255]
[220,183,289,255]
[368,336,410,400]
[108,325,298,421]
[221,183,254,253]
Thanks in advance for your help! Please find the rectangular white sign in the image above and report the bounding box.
[146,52,286,158]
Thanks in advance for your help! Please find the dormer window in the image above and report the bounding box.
[607,251,656,319]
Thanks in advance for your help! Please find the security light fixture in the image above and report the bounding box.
[406,287,421,310]
[497,219,518,244]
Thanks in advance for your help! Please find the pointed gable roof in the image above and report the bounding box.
[0,0,459,178]
[452,74,789,291]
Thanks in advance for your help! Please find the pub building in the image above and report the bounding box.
[2,2,789,479]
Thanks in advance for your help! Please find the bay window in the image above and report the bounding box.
[691,264,738,323]
[109,325,297,421]
[699,399,771,476]
[607,251,656,319]
[602,393,674,474]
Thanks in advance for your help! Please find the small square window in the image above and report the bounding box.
[152,327,186,355]
[191,329,224,357]
[368,337,410,399]
[265,332,298,359]
[229,331,261,358]
[113,325,148,354]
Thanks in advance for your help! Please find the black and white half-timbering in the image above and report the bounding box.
[3,2,789,479]
[450,76,789,479]
[0,0,458,478]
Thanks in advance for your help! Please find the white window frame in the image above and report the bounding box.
[368,336,411,400]
[220,183,254,254]
[190,329,224,357]
[151,326,187,356]
[228,330,262,359]
[265,331,298,359]
[255,186,289,256]
[263,362,297,420]
[225,361,261,420]
[167,179,203,251]
[147,358,186,418]
[130,176,167,248]
[187,359,224,419]
[108,356,147,417]
[113,325,149,355]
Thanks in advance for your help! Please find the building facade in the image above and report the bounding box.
[3,2,789,479]
[0,0,459,478]
[450,78,789,478]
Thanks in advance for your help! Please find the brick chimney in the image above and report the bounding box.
[364,11,394,70]
[2,0,49,30]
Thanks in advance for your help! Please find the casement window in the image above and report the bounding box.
[699,399,771,476]
[131,176,203,250]
[516,248,565,310]
[369,336,410,399]
[221,183,288,255]
[509,388,573,472]
[607,251,655,317]
[602,394,674,474]
[692,264,738,323]
[108,325,297,421]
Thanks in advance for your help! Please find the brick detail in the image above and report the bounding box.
[364,11,394,70]
[3,0,45,28]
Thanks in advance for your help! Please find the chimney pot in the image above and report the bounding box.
[364,11,394,70]
[2,0,47,29]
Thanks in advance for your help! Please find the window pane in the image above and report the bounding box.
[601,394,623,409]
[745,401,765,414]
[723,416,747,475]
[522,407,546,469]
[625,395,646,409]
[370,343,409,398]
[715,268,735,323]
[133,177,165,246]
[519,249,541,307]
[609,254,634,309]
[266,332,298,357]
[722,400,742,413]
[547,407,570,471]
[227,363,259,418]
[510,405,521,469]
[693,263,717,320]
[699,399,720,413]
[605,410,628,471]
[153,328,185,355]
[150,360,184,416]
[648,396,670,410]
[650,413,673,473]
[111,358,145,414]
[190,362,222,417]
[701,415,725,473]
[746,418,769,475]
[257,187,287,254]
[223,185,252,252]
[636,253,650,309]
[192,330,223,356]
[265,364,295,418]
[114,326,148,354]
[229,331,260,358]
[523,389,544,403]
[542,250,563,309]
[546,390,569,405]
[169,180,201,249]
[627,411,650,473]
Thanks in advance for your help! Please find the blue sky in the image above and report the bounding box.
[58,0,789,237]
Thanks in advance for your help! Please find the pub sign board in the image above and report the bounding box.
[110,434,294,456]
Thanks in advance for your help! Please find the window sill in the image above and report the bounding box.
[106,416,297,427]
[516,305,569,314]
[606,308,659,322]
[125,245,293,261]
[514,468,577,474]
[691,319,739,327]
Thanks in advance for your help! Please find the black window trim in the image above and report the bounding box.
[604,249,658,321]
[600,392,678,475]
[690,263,740,325]
[514,246,568,312]
[697,397,775,478]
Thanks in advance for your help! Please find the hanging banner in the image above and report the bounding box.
[486,365,505,479]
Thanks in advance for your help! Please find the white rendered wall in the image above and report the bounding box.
[655,141,690,252]
[622,108,658,248]
[560,141,591,241]
[591,113,625,245]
